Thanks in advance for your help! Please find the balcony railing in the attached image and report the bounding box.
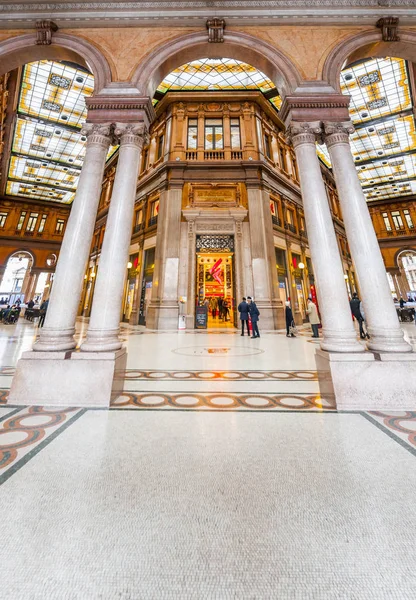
[231,150,243,159]
[23,230,35,237]
[133,223,143,234]
[186,151,197,160]
[272,215,281,227]
[396,228,408,235]
[148,216,158,227]
[285,223,297,234]
[300,230,307,238]
[204,150,225,160]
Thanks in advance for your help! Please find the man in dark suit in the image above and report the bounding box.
[238,297,249,336]
[247,296,260,338]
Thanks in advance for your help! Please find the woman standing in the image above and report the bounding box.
[306,298,320,338]
[285,301,296,337]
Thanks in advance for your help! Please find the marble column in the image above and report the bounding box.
[324,122,412,353]
[287,122,362,353]
[34,123,113,351]
[82,123,147,352]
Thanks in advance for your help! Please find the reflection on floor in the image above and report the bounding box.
[0,319,416,598]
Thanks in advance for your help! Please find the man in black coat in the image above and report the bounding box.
[285,301,295,337]
[238,297,249,336]
[247,296,260,338]
[350,292,365,339]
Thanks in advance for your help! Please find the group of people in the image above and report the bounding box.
[237,297,260,338]
[205,297,231,321]
[238,292,372,341]
[0,297,49,327]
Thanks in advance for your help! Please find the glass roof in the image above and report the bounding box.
[155,58,282,108]
[318,57,416,202]
[6,60,116,205]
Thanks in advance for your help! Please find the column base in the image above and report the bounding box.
[8,348,127,408]
[319,328,364,353]
[146,301,179,330]
[366,327,413,353]
[33,326,76,352]
[81,327,123,352]
[316,348,416,410]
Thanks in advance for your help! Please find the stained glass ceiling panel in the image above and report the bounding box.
[6,60,116,204]
[156,58,281,107]
[318,57,416,202]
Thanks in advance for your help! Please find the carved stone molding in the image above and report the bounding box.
[114,122,149,149]
[35,20,58,45]
[206,18,225,43]
[286,122,323,148]
[280,94,350,126]
[323,121,355,147]
[376,16,400,42]
[81,123,114,148]
[85,96,155,128]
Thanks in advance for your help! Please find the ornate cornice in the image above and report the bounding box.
[324,120,355,147]
[114,122,149,148]
[85,96,155,127]
[279,94,350,126]
[81,122,114,148]
[286,122,323,147]
[0,2,415,28]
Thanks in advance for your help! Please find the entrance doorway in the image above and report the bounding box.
[196,252,236,329]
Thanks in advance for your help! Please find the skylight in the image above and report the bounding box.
[155,58,281,108]
[6,60,116,205]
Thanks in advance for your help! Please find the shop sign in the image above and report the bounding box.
[195,306,208,329]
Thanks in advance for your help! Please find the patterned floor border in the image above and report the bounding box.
[123,369,319,381]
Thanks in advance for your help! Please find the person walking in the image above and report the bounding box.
[350,292,367,339]
[38,298,49,328]
[247,296,260,338]
[306,297,320,338]
[238,297,249,336]
[399,296,406,308]
[285,301,296,337]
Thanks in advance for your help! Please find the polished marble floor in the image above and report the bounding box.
[0,319,416,599]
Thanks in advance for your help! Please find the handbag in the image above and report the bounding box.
[289,320,298,335]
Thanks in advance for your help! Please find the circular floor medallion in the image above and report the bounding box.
[173,345,264,357]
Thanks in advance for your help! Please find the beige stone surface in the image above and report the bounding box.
[64,27,200,81]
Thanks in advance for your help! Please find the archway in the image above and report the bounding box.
[0,250,34,304]
[132,30,302,100]
[323,29,416,93]
[0,32,112,93]
[397,249,416,297]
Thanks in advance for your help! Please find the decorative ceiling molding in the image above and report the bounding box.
[0,1,415,28]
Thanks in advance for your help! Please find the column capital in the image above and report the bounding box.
[286,122,323,148]
[114,122,149,149]
[323,121,355,148]
[81,123,114,148]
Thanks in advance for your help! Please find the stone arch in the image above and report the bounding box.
[395,247,416,267]
[4,249,36,269]
[0,32,112,93]
[323,29,416,93]
[131,30,302,100]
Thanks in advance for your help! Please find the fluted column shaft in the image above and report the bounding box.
[324,122,412,353]
[288,123,363,353]
[82,123,147,352]
[34,124,113,351]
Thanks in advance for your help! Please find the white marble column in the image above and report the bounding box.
[81,123,147,352]
[324,122,412,353]
[34,124,113,351]
[288,123,362,353]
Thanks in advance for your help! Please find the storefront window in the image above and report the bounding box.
[187,119,198,149]
[0,212,8,228]
[391,210,404,230]
[16,211,27,231]
[38,214,47,233]
[26,212,39,232]
[205,118,223,150]
[382,212,392,231]
[403,209,414,229]
[264,133,272,159]
[230,118,241,149]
